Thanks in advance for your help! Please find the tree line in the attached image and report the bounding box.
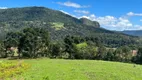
[0,27,142,64]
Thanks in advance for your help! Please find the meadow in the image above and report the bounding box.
[1,59,142,80]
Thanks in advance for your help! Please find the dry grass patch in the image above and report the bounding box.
[0,60,30,79]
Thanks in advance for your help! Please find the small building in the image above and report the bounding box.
[132,50,137,56]
[7,47,18,56]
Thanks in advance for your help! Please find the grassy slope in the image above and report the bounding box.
[10,59,142,80]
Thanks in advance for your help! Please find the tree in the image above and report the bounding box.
[114,48,122,61]
[104,49,115,61]
[0,41,5,58]
[121,46,132,62]
[74,43,98,59]
[49,42,65,58]
[97,46,107,60]
[132,47,142,64]
[4,32,22,57]
[114,46,132,62]
[18,28,50,58]
[64,36,75,59]
[64,35,85,59]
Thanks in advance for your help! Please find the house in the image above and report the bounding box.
[131,50,137,56]
[7,47,18,56]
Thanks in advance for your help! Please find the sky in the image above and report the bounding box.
[0,0,142,31]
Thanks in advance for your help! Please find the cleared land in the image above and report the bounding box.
[1,59,142,80]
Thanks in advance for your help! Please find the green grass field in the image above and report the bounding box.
[2,59,142,80]
[51,22,65,30]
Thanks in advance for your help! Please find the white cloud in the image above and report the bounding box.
[127,12,142,16]
[74,10,89,14]
[116,17,133,28]
[0,7,8,9]
[56,1,90,8]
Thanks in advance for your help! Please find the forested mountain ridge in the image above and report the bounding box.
[121,30,142,37]
[0,7,77,22]
[0,6,100,39]
[0,6,141,47]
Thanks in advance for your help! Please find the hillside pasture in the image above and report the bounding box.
[4,59,141,80]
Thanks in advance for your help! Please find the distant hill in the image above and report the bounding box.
[0,6,100,39]
[0,6,141,47]
[121,30,142,36]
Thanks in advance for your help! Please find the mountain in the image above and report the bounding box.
[121,30,142,36]
[0,6,100,39]
[0,6,141,47]
[80,18,100,28]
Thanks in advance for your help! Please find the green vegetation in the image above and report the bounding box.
[3,59,141,80]
[76,42,88,49]
[0,6,142,80]
[3,27,50,58]
[132,47,142,64]
[0,60,30,79]
[0,27,141,64]
[51,22,65,30]
[0,7,141,48]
